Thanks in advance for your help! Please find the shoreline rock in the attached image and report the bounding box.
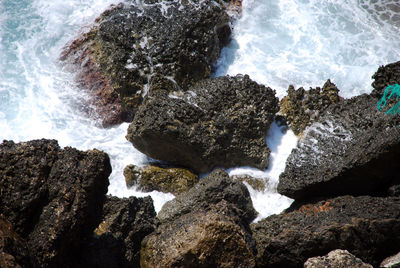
[127,75,278,173]
[304,249,373,268]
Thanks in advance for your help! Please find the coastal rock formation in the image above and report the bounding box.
[252,195,400,267]
[0,139,111,267]
[279,79,342,135]
[381,251,400,268]
[372,60,400,98]
[81,196,157,268]
[61,0,231,126]
[278,93,400,200]
[127,75,278,173]
[304,249,373,268]
[141,169,257,267]
[124,164,198,195]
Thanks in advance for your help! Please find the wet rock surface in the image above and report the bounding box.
[304,249,373,268]
[127,75,278,173]
[252,195,400,268]
[372,60,400,98]
[0,139,111,267]
[278,93,400,200]
[61,0,231,126]
[124,164,198,195]
[279,79,342,135]
[81,196,157,268]
[141,169,257,267]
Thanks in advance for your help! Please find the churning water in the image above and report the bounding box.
[1,0,400,219]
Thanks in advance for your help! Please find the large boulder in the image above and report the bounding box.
[0,139,111,267]
[61,0,231,126]
[279,79,342,136]
[372,60,400,98]
[304,249,373,268]
[127,75,279,173]
[80,196,157,268]
[278,93,400,200]
[123,164,198,195]
[252,195,400,267]
[141,169,257,267]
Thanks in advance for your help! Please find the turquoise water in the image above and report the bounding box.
[1,0,400,219]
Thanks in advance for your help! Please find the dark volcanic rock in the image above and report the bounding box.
[61,0,231,126]
[81,196,157,268]
[278,93,400,200]
[252,195,400,268]
[141,169,257,267]
[123,164,198,195]
[0,139,111,267]
[127,75,279,173]
[304,249,373,268]
[372,61,400,98]
[279,79,342,135]
[0,216,31,268]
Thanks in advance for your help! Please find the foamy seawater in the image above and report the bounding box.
[1,0,400,219]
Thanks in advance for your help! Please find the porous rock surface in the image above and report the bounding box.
[127,75,279,173]
[278,93,400,200]
[372,60,400,98]
[81,196,157,268]
[141,169,257,267]
[61,0,231,126]
[279,79,342,135]
[123,164,198,195]
[0,139,111,267]
[304,249,373,268]
[252,195,400,267]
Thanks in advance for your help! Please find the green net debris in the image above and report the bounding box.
[377,84,400,115]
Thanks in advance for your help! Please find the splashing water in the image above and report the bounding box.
[1,0,400,219]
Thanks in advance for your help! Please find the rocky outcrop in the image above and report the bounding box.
[0,216,31,268]
[0,139,111,267]
[279,79,342,135]
[372,60,400,98]
[381,251,400,268]
[141,169,257,267]
[127,75,279,173]
[304,249,373,268]
[278,93,400,200]
[252,195,400,267]
[124,164,198,195]
[81,196,157,268]
[61,0,231,126]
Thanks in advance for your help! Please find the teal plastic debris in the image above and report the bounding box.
[377,84,400,115]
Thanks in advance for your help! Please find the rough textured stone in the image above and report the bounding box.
[279,79,342,135]
[0,139,111,267]
[158,169,257,223]
[141,169,257,267]
[372,60,400,98]
[304,249,373,268]
[61,0,231,126]
[80,196,157,268]
[0,216,31,268]
[278,93,400,200]
[381,251,400,268]
[127,75,279,173]
[252,195,400,268]
[124,164,198,195]
[232,175,268,192]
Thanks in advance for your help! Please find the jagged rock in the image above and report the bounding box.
[80,196,157,268]
[304,249,373,268]
[123,164,198,195]
[61,0,231,126]
[381,251,400,268]
[0,139,111,267]
[0,216,31,268]
[279,79,342,135]
[252,195,400,268]
[141,169,257,267]
[127,75,279,173]
[231,175,268,192]
[372,61,400,98]
[278,93,400,200]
